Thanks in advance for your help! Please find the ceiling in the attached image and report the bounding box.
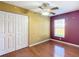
[4,1,79,16]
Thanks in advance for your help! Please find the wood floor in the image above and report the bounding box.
[1,40,79,57]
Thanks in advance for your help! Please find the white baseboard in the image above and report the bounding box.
[29,39,50,47]
[51,39,79,48]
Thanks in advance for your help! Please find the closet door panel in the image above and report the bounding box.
[19,16,26,49]
[4,13,9,54]
[15,15,24,50]
[0,12,5,55]
[15,15,20,50]
[21,16,28,47]
[15,15,28,50]
[8,13,15,52]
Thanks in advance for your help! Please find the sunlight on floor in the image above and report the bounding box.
[54,45,65,57]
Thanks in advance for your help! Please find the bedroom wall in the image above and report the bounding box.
[50,10,79,45]
[28,12,50,45]
[0,2,50,46]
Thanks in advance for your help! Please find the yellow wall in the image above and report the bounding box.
[0,2,50,45]
[28,12,50,45]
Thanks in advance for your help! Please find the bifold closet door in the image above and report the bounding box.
[0,12,5,55]
[8,13,16,52]
[0,11,16,55]
[0,11,28,55]
[15,15,28,50]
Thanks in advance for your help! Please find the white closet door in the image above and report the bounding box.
[4,12,9,54]
[4,12,15,54]
[19,16,28,49]
[15,15,28,50]
[21,16,28,48]
[0,11,28,55]
[8,13,15,52]
[0,12,5,55]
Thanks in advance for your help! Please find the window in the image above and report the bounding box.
[54,19,65,37]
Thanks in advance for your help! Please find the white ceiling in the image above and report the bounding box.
[4,1,79,16]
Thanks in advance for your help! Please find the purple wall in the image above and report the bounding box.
[50,10,79,45]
